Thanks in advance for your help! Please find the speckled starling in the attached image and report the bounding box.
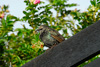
[36,25,65,48]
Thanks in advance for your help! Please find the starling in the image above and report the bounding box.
[36,25,65,48]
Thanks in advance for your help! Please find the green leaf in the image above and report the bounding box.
[23,11,27,14]
[67,3,77,7]
[90,0,96,6]
[97,0,99,2]
[8,21,14,25]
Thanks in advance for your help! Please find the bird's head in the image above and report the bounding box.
[35,25,49,34]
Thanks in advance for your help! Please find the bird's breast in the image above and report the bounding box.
[40,33,57,45]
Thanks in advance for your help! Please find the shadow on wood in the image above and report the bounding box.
[22,20,100,67]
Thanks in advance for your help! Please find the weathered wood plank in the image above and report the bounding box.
[22,20,100,67]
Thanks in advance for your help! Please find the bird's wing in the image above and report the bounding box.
[51,34,64,42]
[50,30,65,42]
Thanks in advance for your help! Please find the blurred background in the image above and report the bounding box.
[0,0,91,29]
[0,0,100,67]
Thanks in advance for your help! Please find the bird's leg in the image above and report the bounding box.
[46,44,56,51]
[50,44,57,49]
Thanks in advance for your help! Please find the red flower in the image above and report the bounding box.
[32,45,35,48]
[34,0,40,4]
[40,44,44,48]
[0,13,4,19]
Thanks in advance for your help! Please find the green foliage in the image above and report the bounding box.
[70,0,100,35]
[0,0,100,67]
[0,5,44,67]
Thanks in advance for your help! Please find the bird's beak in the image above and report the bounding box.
[35,29,38,34]
[35,29,40,34]
[35,29,39,32]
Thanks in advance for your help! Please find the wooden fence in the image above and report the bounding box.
[22,20,100,67]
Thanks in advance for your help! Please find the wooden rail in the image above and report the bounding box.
[22,20,100,67]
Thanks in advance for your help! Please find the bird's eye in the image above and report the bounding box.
[39,29,42,30]
[36,28,43,32]
[38,28,43,31]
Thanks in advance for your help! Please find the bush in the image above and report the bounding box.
[0,0,100,66]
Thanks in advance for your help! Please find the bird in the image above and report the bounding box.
[36,25,65,48]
